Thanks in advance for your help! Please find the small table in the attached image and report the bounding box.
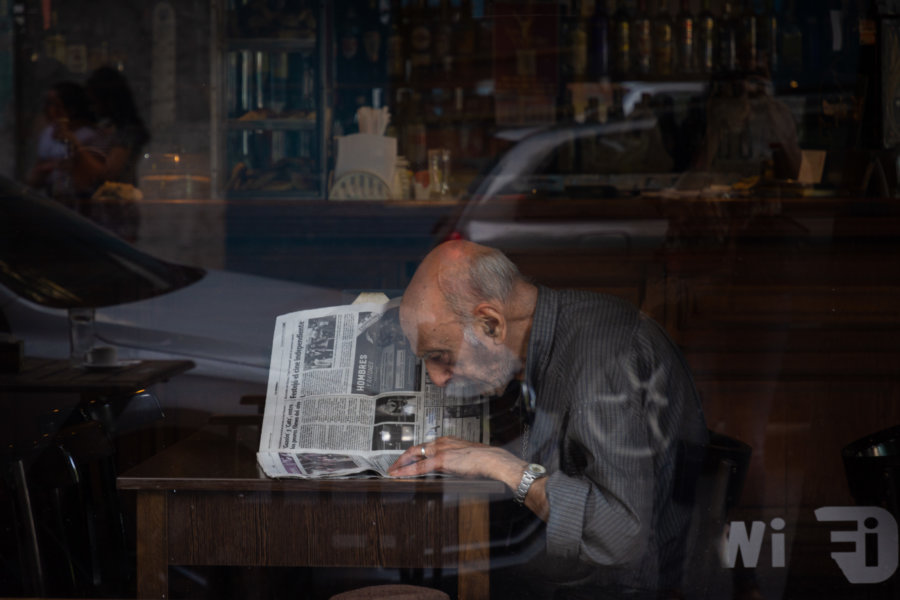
[118,423,507,600]
[0,356,196,394]
[1,356,196,596]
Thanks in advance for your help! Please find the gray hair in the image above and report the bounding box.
[441,246,523,320]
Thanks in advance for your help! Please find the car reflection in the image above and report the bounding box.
[446,115,679,251]
[0,176,344,417]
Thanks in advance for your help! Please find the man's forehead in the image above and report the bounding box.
[399,301,461,353]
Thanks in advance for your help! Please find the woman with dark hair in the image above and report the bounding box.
[27,80,106,206]
[83,66,150,241]
[85,66,150,186]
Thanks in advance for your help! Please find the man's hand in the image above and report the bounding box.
[389,436,524,484]
[390,436,551,520]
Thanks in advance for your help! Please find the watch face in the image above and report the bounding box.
[528,463,547,476]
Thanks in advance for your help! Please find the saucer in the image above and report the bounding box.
[84,359,140,371]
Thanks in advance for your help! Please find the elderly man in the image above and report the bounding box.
[389,240,707,598]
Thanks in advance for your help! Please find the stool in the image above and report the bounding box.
[329,584,450,600]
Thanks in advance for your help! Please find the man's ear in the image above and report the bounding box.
[474,303,505,342]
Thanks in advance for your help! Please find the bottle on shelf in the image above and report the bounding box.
[756,0,778,77]
[433,0,455,81]
[559,1,576,85]
[800,0,822,82]
[337,0,364,83]
[270,52,289,116]
[737,0,758,72]
[454,0,478,85]
[652,0,674,78]
[403,91,427,171]
[590,0,611,80]
[631,0,653,78]
[779,0,803,81]
[717,1,738,72]
[407,0,432,87]
[611,0,633,80]
[386,0,407,88]
[360,0,387,88]
[696,0,717,77]
[675,0,696,77]
[474,0,494,85]
[565,0,590,83]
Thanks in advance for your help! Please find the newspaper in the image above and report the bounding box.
[257,299,489,478]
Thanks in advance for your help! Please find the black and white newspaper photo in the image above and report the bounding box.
[257,299,489,478]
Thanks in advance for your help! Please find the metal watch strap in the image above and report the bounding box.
[513,463,546,504]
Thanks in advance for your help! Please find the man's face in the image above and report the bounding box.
[401,301,521,399]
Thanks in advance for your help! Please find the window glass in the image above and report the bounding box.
[1,1,899,599]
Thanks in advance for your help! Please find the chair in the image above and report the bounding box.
[21,419,117,596]
[841,426,900,599]
[842,424,900,514]
[329,583,450,600]
[680,431,753,599]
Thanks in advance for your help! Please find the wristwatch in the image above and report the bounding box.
[513,463,547,504]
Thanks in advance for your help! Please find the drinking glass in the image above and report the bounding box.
[68,307,95,367]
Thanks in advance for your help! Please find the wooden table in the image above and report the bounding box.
[1,356,196,597]
[0,356,196,394]
[117,423,506,600]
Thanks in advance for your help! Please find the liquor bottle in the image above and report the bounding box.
[386,0,407,87]
[43,10,67,64]
[474,0,494,85]
[756,0,778,77]
[736,0,758,72]
[800,0,822,81]
[590,0,611,80]
[361,0,386,87]
[559,1,576,84]
[338,0,363,83]
[779,0,803,80]
[569,0,591,83]
[696,0,716,76]
[631,0,653,77]
[611,0,633,80]
[652,0,674,78]
[717,1,738,72]
[454,0,478,84]
[675,0,695,77]
[408,0,432,86]
[433,0,455,80]
[403,91,427,170]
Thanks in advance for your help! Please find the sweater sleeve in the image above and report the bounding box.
[543,313,685,569]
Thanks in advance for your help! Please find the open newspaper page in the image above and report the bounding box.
[257,300,488,478]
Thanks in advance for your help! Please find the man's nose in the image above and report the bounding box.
[427,364,452,387]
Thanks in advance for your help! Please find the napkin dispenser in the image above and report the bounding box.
[334,133,397,192]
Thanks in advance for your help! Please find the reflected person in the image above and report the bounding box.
[389,241,708,598]
[690,69,801,181]
[27,81,106,208]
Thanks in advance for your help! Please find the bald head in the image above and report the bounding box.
[399,242,537,394]
[403,240,523,322]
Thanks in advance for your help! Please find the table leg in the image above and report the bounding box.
[135,491,168,599]
[457,494,490,600]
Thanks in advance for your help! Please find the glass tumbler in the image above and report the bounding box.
[68,307,95,367]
